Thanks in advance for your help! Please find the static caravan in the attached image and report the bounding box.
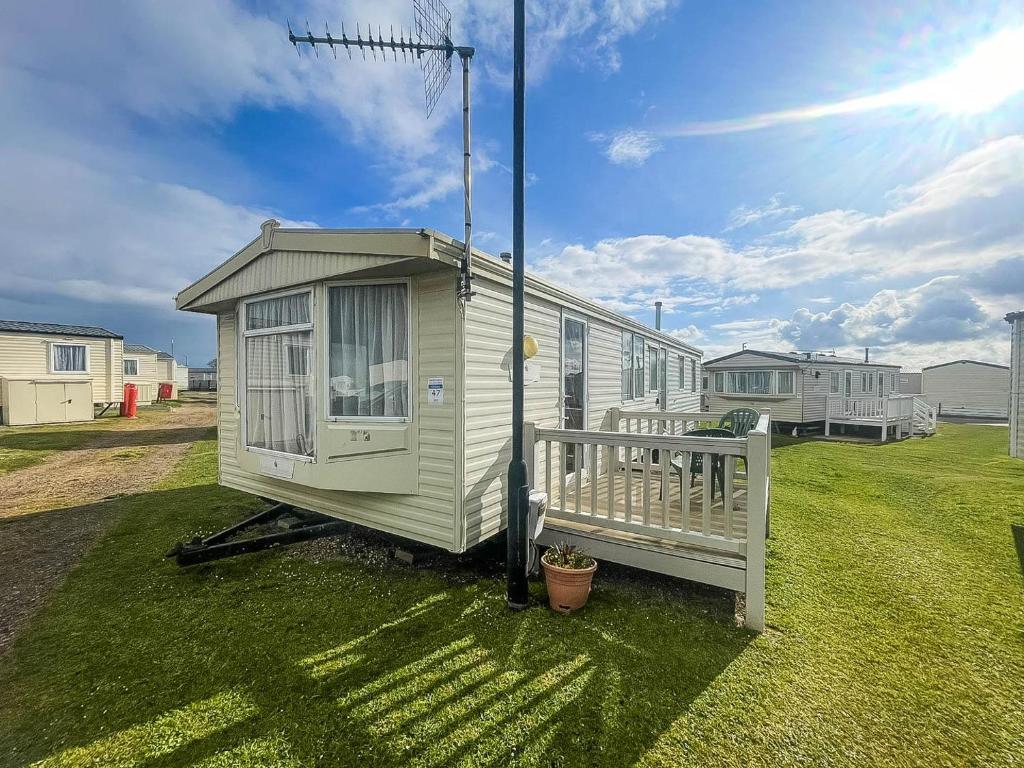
[921,360,1010,419]
[704,349,932,439]
[1008,311,1023,459]
[175,222,703,553]
[899,372,923,395]
[0,320,124,426]
[188,367,217,391]
[156,352,183,398]
[123,344,162,404]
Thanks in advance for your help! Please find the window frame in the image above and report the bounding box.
[621,331,635,401]
[49,342,90,374]
[123,357,139,377]
[829,370,841,394]
[878,371,885,393]
[648,345,660,393]
[713,371,725,393]
[690,359,697,393]
[720,368,799,396]
[238,286,316,462]
[777,370,795,395]
[678,355,685,390]
[323,277,414,424]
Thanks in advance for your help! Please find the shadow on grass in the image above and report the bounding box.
[2,481,753,768]
[0,426,211,453]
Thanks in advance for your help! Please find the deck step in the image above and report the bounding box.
[538,519,746,592]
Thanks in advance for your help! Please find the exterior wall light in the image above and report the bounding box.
[523,335,539,359]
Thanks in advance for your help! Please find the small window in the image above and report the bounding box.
[702,375,709,392]
[123,359,138,376]
[621,331,633,399]
[691,359,697,393]
[830,371,841,394]
[51,343,88,373]
[891,373,897,391]
[632,335,645,396]
[714,372,725,392]
[878,372,885,392]
[648,347,660,392]
[778,370,795,394]
[678,357,685,389]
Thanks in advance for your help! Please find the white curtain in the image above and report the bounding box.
[53,344,86,372]
[328,284,409,418]
[245,331,314,456]
[246,293,310,330]
[124,359,138,376]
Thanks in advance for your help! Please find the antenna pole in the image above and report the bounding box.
[506,0,529,610]
[459,53,474,299]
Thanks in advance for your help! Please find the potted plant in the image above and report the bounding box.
[541,542,597,614]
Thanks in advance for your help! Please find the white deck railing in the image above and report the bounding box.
[825,394,935,439]
[524,412,771,631]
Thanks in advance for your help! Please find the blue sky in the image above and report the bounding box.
[2,0,1023,369]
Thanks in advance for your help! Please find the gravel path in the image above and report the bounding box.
[0,399,216,655]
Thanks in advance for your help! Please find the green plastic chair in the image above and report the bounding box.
[667,427,734,501]
[718,408,760,438]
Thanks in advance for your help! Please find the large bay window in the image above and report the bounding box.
[243,291,314,458]
[722,369,795,396]
[328,282,410,419]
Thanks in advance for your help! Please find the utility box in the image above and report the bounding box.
[0,378,94,426]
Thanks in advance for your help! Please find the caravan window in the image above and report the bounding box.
[123,358,138,376]
[713,372,724,392]
[691,359,697,392]
[648,347,660,392]
[777,370,795,394]
[678,356,685,389]
[632,335,645,396]
[50,343,88,373]
[621,332,633,399]
[243,291,314,458]
[327,282,410,419]
[830,371,841,394]
[727,370,773,395]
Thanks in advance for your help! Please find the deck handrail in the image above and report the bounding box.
[525,409,771,632]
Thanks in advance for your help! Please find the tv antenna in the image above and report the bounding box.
[289,0,477,300]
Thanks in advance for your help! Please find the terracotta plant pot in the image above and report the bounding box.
[542,558,597,614]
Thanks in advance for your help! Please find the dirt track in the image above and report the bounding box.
[0,398,216,655]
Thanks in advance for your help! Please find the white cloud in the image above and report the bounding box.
[603,130,663,166]
[724,194,801,231]
[539,135,1024,307]
[604,25,1024,144]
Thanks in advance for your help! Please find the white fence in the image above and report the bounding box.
[525,412,771,631]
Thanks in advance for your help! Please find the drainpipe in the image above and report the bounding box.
[864,347,870,363]
[655,301,663,331]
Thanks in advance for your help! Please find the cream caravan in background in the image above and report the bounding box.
[0,320,124,425]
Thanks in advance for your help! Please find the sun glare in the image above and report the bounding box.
[919,27,1024,115]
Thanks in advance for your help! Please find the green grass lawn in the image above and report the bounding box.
[1,424,1022,767]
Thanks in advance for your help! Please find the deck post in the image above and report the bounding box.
[744,422,769,632]
[609,406,620,434]
[880,409,887,443]
[523,422,536,487]
[824,396,831,436]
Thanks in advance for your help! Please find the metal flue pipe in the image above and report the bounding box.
[655,301,663,331]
